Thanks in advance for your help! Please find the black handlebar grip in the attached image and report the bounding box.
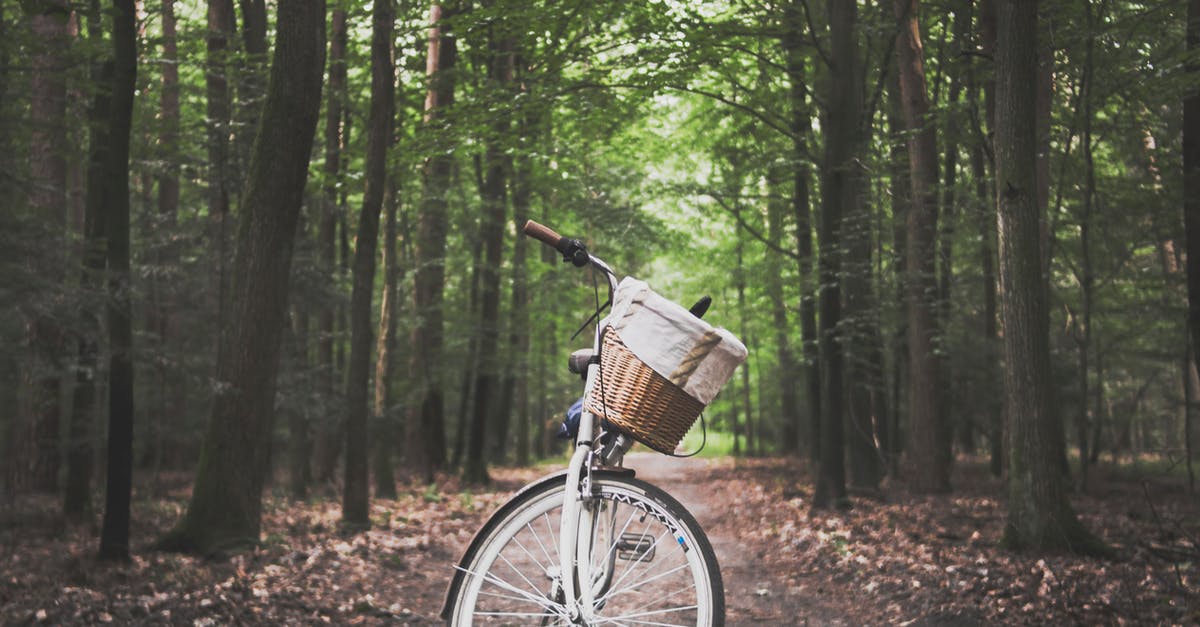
[689,296,712,319]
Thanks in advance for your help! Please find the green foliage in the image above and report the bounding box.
[2,0,1197,508]
[421,482,442,504]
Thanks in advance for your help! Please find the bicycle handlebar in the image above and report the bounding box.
[523,219,592,268]
[522,219,564,250]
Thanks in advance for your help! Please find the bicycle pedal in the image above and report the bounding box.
[616,533,656,562]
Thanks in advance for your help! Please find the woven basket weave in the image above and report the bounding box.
[584,330,704,454]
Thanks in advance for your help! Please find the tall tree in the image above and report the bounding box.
[160,0,326,554]
[287,294,313,501]
[206,0,235,363]
[941,2,970,453]
[314,6,348,484]
[64,1,110,520]
[894,0,950,493]
[811,0,857,509]
[506,166,531,467]
[765,162,801,454]
[885,57,909,476]
[734,214,756,456]
[344,0,395,526]
[976,0,1003,477]
[843,141,883,489]
[995,0,1104,554]
[783,0,820,461]
[1184,0,1200,424]
[464,18,512,484]
[373,181,401,500]
[144,0,184,492]
[500,72,537,467]
[1073,0,1099,488]
[22,0,73,494]
[235,0,268,171]
[406,3,456,481]
[98,0,138,561]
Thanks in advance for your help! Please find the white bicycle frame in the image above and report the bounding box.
[557,255,621,623]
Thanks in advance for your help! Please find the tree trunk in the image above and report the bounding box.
[885,59,908,477]
[811,0,857,510]
[1090,347,1106,464]
[941,3,970,456]
[843,138,882,490]
[508,93,533,466]
[98,0,138,561]
[451,241,481,468]
[143,0,184,496]
[735,224,755,456]
[22,0,73,494]
[765,163,800,455]
[314,7,348,485]
[966,15,1003,475]
[1183,0,1200,462]
[1074,1,1098,490]
[406,3,456,481]
[288,290,312,501]
[1186,346,1197,493]
[464,23,512,484]
[64,20,112,520]
[838,8,885,487]
[235,0,268,175]
[373,183,402,499]
[344,0,394,526]
[160,0,326,555]
[783,1,820,462]
[894,0,949,493]
[995,0,1105,555]
[730,374,742,456]
[974,0,1003,473]
[207,0,235,367]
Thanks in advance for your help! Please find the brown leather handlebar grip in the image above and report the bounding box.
[522,219,564,249]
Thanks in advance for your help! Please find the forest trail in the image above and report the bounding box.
[2,454,1193,625]
[627,452,853,625]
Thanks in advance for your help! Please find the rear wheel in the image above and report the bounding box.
[447,474,724,626]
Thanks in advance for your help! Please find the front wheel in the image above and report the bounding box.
[445,473,724,626]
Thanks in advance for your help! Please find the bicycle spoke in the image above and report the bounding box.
[543,511,560,564]
[475,610,569,618]
[595,616,694,627]
[598,603,699,621]
[478,588,554,607]
[602,562,692,603]
[527,519,558,572]
[599,527,668,603]
[497,550,552,604]
[594,503,642,573]
[455,564,562,614]
[511,532,550,575]
[614,580,697,617]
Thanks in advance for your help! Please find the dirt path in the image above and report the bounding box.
[626,452,850,625]
[6,455,1190,625]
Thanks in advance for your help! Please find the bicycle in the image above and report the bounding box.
[441,220,746,626]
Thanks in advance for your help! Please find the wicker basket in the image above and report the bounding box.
[584,330,705,454]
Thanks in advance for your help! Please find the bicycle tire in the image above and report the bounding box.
[443,470,724,626]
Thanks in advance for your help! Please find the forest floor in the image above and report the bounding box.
[1,454,1198,625]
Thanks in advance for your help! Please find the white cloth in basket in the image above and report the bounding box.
[607,277,748,405]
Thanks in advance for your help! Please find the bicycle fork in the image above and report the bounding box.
[558,355,604,624]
